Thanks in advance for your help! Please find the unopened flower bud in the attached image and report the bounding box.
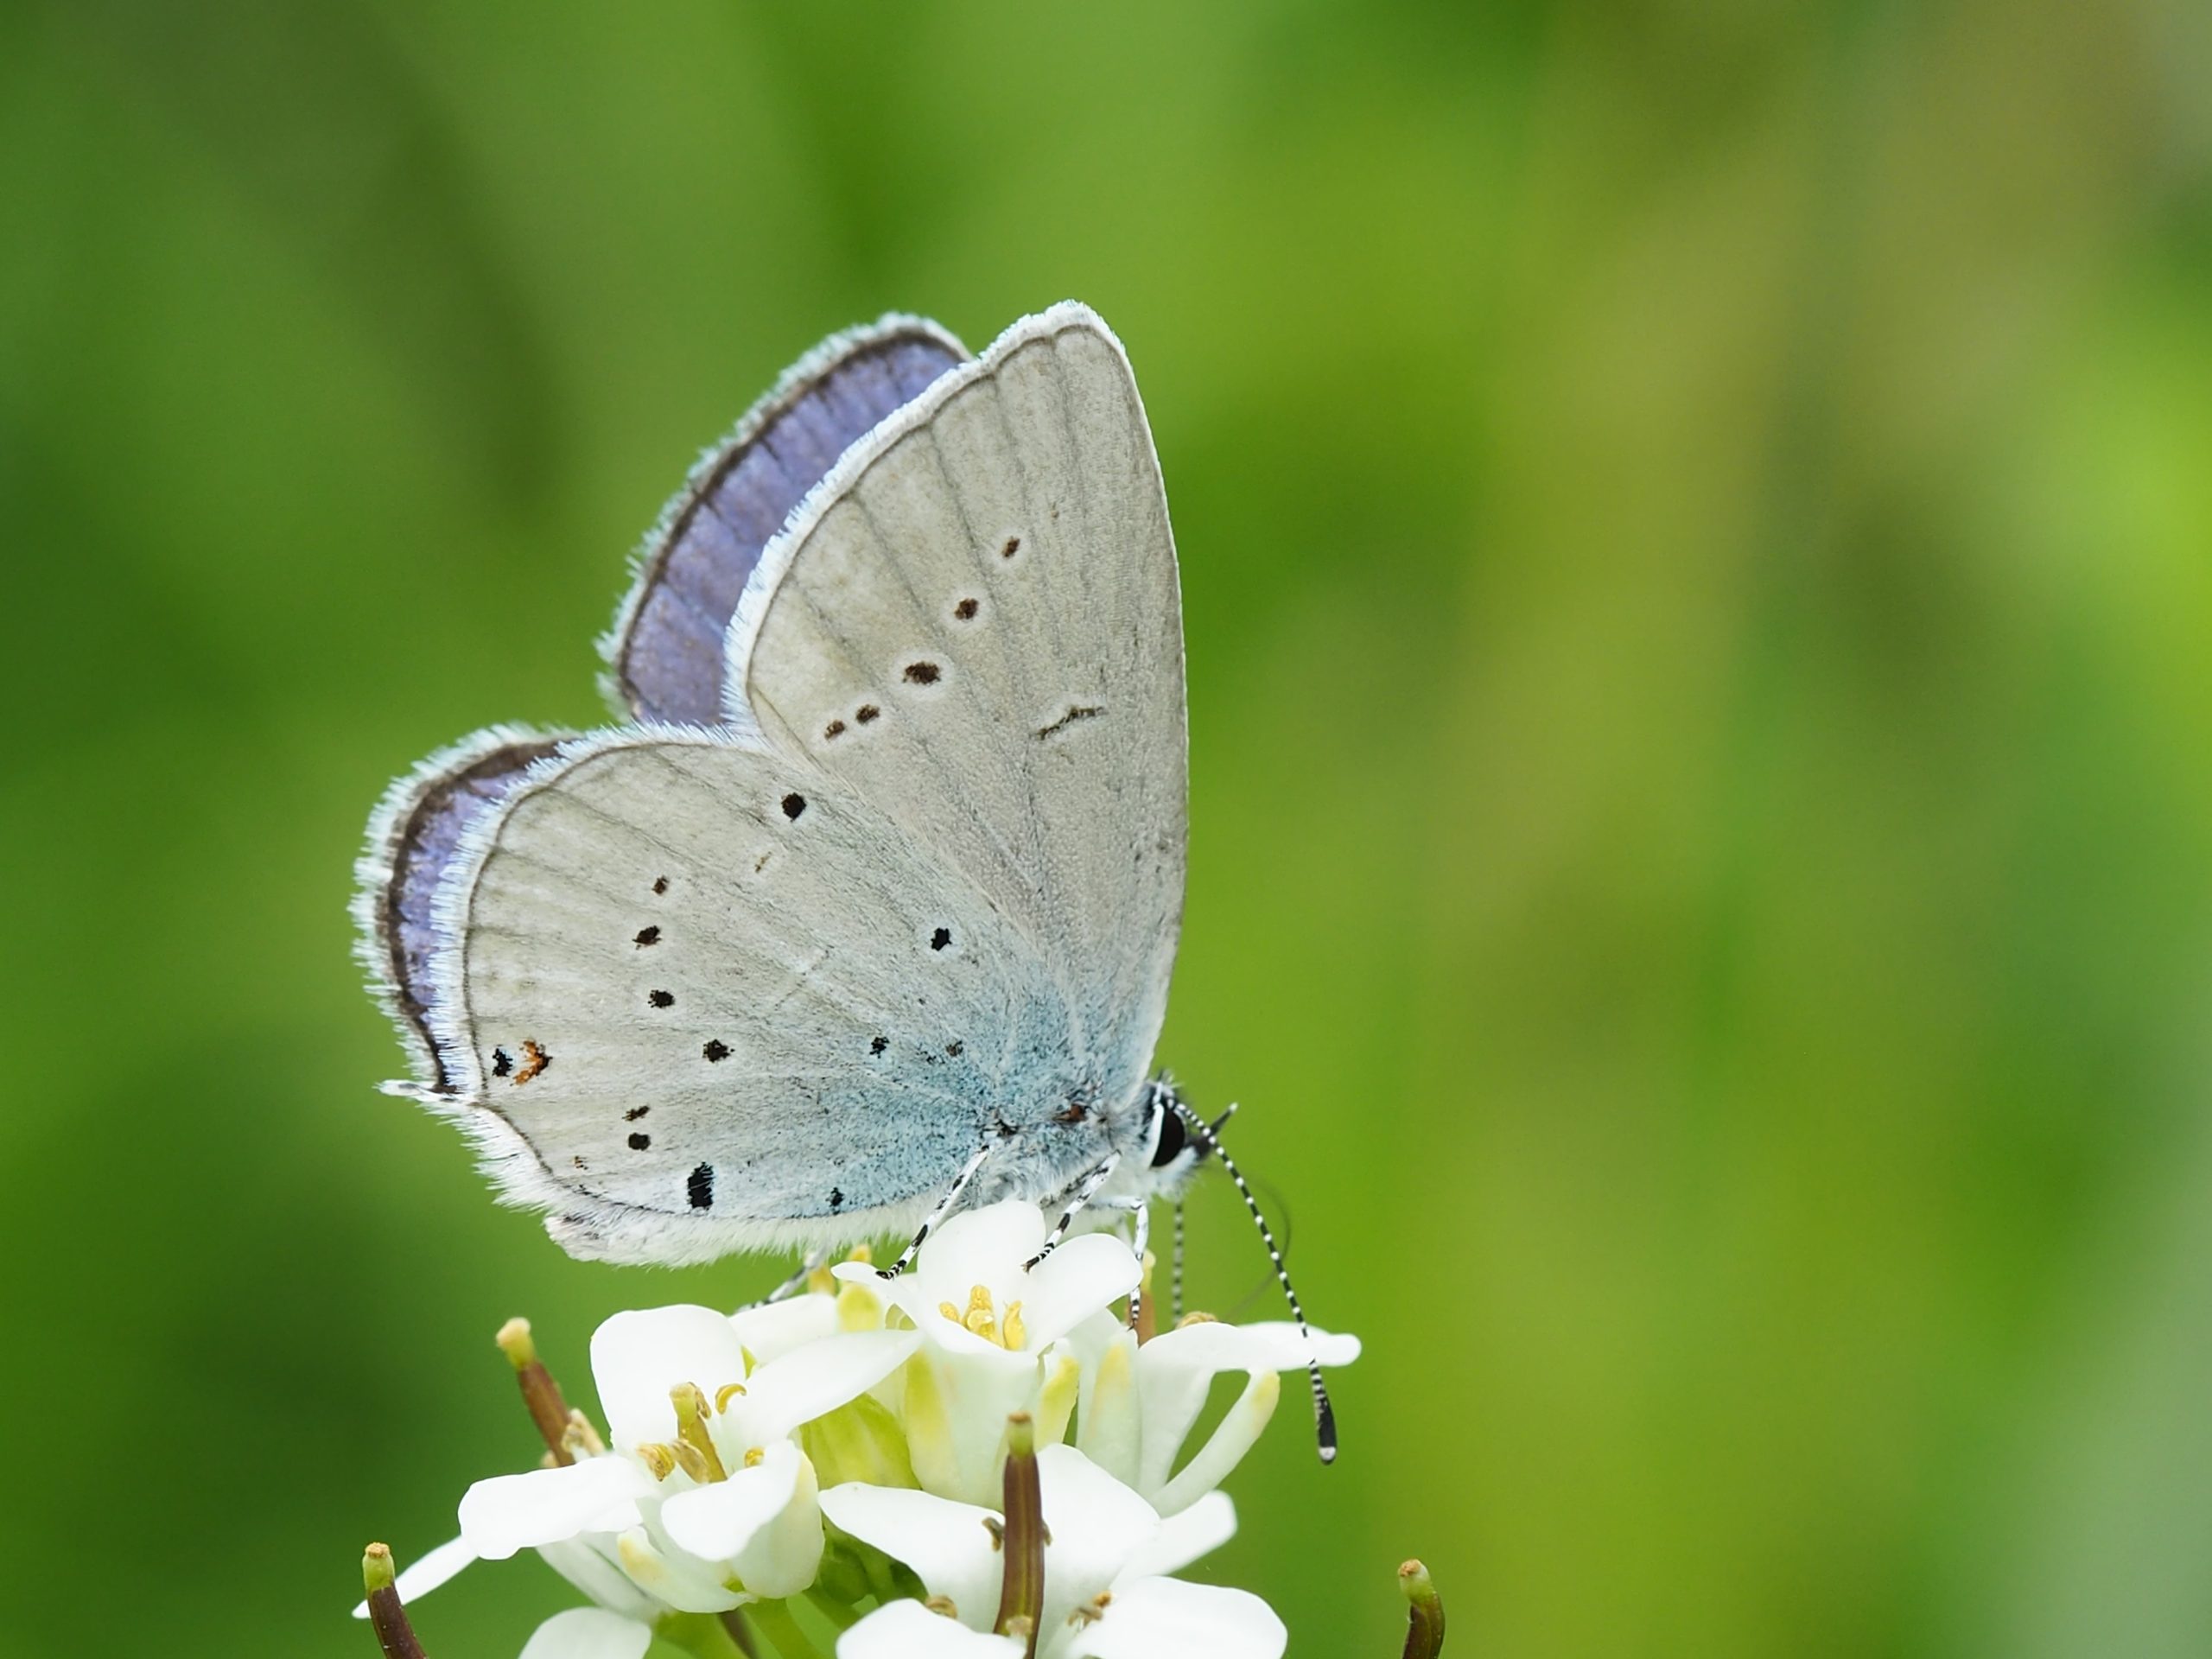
[1398,1559,1445,1659]
[361,1542,428,1659]
[495,1317,575,1465]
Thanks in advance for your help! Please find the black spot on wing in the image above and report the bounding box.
[633,925,661,947]
[855,703,881,725]
[688,1163,715,1209]
[952,597,980,621]
[930,926,952,951]
[702,1039,730,1062]
[648,989,675,1008]
[869,1035,888,1055]
[652,875,669,895]
[903,661,941,685]
[627,1132,651,1151]
[625,1105,650,1121]
[781,792,806,820]
[491,1047,513,1078]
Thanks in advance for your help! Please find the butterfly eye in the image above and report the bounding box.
[1149,1106,1188,1168]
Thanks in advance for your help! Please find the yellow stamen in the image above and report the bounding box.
[963,1284,998,1344]
[744,1446,766,1468]
[1001,1300,1027,1351]
[1068,1592,1113,1628]
[670,1440,713,1484]
[671,1382,729,1481]
[563,1408,606,1458]
[925,1595,960,1619]
[637,1442,678,1481]
[714,1382,747,1413]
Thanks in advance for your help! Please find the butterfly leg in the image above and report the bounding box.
[736,1248,830,1313]
[1023,1153,1124,1269]
[1122,1197,1153,1333]
[878,1144,995,1281]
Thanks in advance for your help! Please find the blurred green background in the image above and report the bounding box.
[5,2,2211,1654]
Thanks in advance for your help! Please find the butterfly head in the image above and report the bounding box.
[1132,1075,1216,1200]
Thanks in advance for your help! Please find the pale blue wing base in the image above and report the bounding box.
[602,316,969,726]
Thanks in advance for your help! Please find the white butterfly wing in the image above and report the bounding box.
[730,304,1187,1120]
[442,730,1090,1264]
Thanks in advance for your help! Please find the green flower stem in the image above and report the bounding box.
[718,1609,761,1658]
[1399,1559,1446,1659]
[747,1599,829,1659]
[804,1588,864,1630]
[658,1611,751,1659]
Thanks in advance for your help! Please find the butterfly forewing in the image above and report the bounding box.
[734,308,1187,1123]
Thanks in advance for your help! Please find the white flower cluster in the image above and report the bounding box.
[362,1201,1358,1659]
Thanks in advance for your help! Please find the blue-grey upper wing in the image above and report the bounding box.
[604,316,969,726]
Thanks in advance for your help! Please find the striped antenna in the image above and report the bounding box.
[1165,1089,1338,1463]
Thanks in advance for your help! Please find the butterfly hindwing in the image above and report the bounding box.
[353,725,574,1094]
[438,728,1112,1264]
[605,316,969,727]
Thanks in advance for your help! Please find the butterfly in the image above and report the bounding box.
[354,304,1332,1452]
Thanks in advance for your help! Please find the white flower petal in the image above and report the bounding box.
[918,1202,1048,1300]
[1069,1321,1141,1489]
[729,1293,839,1363]
[660,1441,802,1560]
[1129,1321,1349,1497]
[1119,1491,1235,1582]
[837,1200,1052,1354]
[537,1537,669,1624]
[518,1607,655,1659]
[839,1600,1023,1659]
[1150,1370,1278,1516]
[592,1306,751,1448]
[1018,1234,1141,1350]
[734,1329,921,1445]
[1035,1446,1160,1629]
[1061,1577,1286,1659]
[350,1535,477,1618]
[730,1449,825,1600]
[900,1342,1049,1506]
[458,1459,652,1559]
[1141,1320,1360,1372]
[818,1483,1004,1630]
[607,1526,742,1615]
